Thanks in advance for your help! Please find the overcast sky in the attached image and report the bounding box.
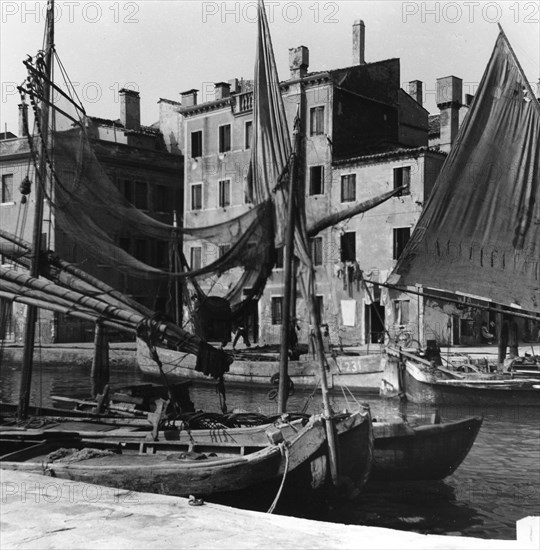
[1,0,539,133]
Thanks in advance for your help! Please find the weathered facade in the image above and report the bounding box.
[0,90,183,343]
[158,21,450,347]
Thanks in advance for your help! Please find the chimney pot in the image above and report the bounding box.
[214,82,231,101]
[228,78,240,94]
[119,88,140,130]
[408,80,423,106]
[436,76,463,152]
[289,46,309,79]
[18,103,29,137]
[352,19,365,65]
[181,89,198,107]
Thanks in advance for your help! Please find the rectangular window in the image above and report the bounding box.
[311,237,323,266]
[245,120,253,150]
[393,166,411,196]
[1,174,13,203]
[218,179,231,207]
[191,130,203,158]
[123,180,133,203]
[393,227,411,260]
[154,185,170,212]
[340,232,356,262]
[310,106,324,136]
[190,246,202,270]
[275,246,284,269]
[218,244,231,257]
[393,300,410,324]
[271,296,283,325]
[191,184,202,210]
[341,174,356,202]
[309,166,324,195]
[218,124,231,153]
[134,181,147,209]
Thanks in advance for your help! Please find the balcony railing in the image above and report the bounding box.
[231,92,253,115]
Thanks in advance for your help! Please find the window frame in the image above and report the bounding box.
[271,296,283,325]
[191,130,203,158]
[340,231,356,262]
[218,124,232,153]
[311,237,323,266]
[218,179,231,208]
[340,174,356,203]
[393,166,411,196]
[1,174,14,204]
[245,120,253,150]
[309,165,324,196]
[191,183,202,211]
[310,105,325,136]
[393,227,411,260]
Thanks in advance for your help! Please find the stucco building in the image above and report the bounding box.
[157,21,452,347]
[0,90,183,343]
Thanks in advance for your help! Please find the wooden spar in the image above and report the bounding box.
[91,322,109,398]
[18,0,54,421]
[0,267,224,358]
[0,291,136,334]
[375,279,540,322]
[173,210,181,326]
[307,186,405,238]
[277,116,299,413]
[310,294,341,486]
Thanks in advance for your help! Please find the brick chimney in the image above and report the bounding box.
[181,89,198,107]
[352,20,365,65]
[214,82,230,100]
[289,46,309,79]
[18,103,29,137]
[436,76,462,153]
[408,80,423,106]
[119,88,140,130]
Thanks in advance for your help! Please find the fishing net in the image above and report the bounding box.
[14,48,277,315]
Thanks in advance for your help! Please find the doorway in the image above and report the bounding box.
[365,303,385,344]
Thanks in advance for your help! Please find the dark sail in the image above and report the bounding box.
[389,30,540,313]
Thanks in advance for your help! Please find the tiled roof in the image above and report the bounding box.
[333,145,445,166]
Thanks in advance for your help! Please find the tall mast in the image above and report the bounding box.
[277,110,300,413]
[17,0,55,420]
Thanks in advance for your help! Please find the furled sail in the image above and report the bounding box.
[389,30,540,313]
[249,0,292,244]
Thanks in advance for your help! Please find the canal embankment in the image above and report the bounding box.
[1,470,538,549]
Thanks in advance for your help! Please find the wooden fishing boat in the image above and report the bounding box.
[137,339,384,390]
[382,348,540,407]
[0,410,372,511]
[371,415,483,480]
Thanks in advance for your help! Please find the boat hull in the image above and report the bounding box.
[404,360,540,407]
[371,416,482,480]
[0,411,372,513]
[136,339,383,390]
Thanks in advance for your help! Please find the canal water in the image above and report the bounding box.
[1,358,539,541]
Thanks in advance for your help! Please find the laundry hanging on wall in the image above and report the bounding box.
[341,299,357,326]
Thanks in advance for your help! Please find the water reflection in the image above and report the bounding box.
[1,361,539,540]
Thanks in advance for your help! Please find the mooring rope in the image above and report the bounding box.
[266,442,289,514]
